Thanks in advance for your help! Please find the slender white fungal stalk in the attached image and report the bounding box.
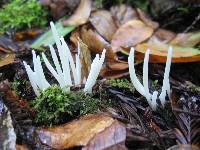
[23,51,50,96]
[143,49,151,102]
[24,22,105,96]
[23,61,40,96]
[151,91,158,110]
[128,48,145,96]
[84,49,106,93]
[128,47,173,110]
[159,46,172,106]
[60,37,78,85]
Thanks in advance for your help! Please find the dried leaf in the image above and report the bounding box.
[107,61,128,71]
[90,10,117,41]
[80,26,117,60]
[39,0,80,19]
[154,29,176,43]
[111,20,154,52]
[135,38,200,63]
[14,29,43,41]
[78,38,92,81]
[63,0,91,26]
[31,21,75,50]
[0,53,15,67]
[37,114,126,149]
[0,36,20,53]
[110,5,138,27]
[100,68,129,79]
[170,32,200,47]
[136,8,159,29]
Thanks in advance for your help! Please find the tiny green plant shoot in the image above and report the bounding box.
[0,0,47,34]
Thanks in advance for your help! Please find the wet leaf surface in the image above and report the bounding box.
[37,114,126,149]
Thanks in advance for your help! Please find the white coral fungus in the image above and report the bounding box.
[128,47,172,110]
[23,22,106,96]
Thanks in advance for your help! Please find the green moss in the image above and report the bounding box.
[106,78,134,93]
[0,0,47,34]
[31,86,109,126]
[11,80,29,96]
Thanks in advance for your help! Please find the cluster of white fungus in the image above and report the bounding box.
[128,47,172,110]
[23,22,106,96]
[24,21,173,111]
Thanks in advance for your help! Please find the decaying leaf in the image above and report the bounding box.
[36,114,126,149]
[90,10,117,41]
[80,26,117,60]
[78,38,92,81]
[63,0,92,26]
[111,20,154,52]
[107,61,128,71]
[136,8,159,29]
[170,32,200,47]
[0,53,15,67]
[0,36,20,53]
[135,39,200,63]
[39,0,80,19]
[14,29,43,41]
[100,68,129,79]
[110,5,138,27]
[154,29,176,43]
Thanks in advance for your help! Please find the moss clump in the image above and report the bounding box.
[0,0,47,34]
[106,78,134,93]
[31,86,107,126]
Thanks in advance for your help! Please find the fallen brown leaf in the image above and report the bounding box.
[37,114,126,149]
[14,29,43,41]
[63,0,92,26]
[136,8,159,29]
[100,68,129,79]
[107,61,128,71]
[111,20,154,52]
[170,32,200,47]
[80,26,117,60]
[90,10,117,41]
[110,5,138,27]
[40,0,80,19]
[78,38,92,81]
[154,29,176,43]
[135,39,200,63]
[0,36,20,53]
[0,52,15,67]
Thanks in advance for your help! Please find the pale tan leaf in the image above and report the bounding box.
[37,114,126,149]
[110,4,138,27]
[111,20,154,52]
[63,0,92,26]
[90,10,117,41]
